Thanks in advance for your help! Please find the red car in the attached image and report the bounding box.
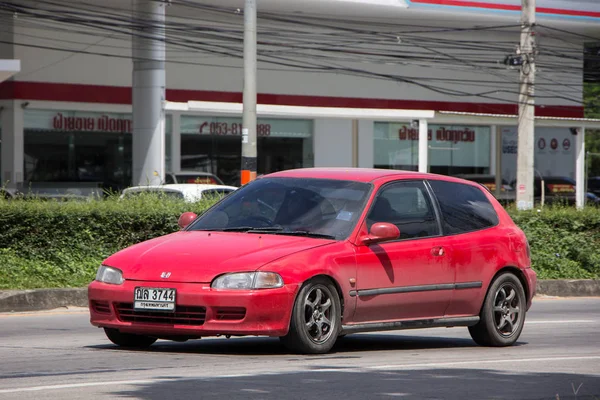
[89,168,536,354]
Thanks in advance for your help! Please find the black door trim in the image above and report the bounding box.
[349,281,482,297]
[341,316,480,334]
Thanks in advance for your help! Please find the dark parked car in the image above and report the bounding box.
[587,177,600,197]
[509,176,600,206]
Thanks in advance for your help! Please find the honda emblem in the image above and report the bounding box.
[161,272,171,279]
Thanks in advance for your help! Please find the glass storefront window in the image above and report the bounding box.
[374,122,491,176]
[23,110,172,192]
[180,116,314,186]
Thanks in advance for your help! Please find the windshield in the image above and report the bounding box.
[188,177,372,240]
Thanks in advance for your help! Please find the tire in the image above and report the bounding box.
[469,273,527,347]
[104,328,157,348]
[280,277,341,354]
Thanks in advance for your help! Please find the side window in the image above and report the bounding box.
[164,174,175,184]
[366,180,440,240]
[428,180,499,235]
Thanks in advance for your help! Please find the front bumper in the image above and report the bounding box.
[88,280,299,338]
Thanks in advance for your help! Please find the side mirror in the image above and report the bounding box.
[362,222,400,245]
[178,212,198,230]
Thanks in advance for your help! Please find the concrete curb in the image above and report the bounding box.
[0,280,598,313]
[536,279,600,298]
[0,288,88,313]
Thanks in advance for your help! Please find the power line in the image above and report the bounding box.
[0,0,590,110]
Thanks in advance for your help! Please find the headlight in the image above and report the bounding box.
[211,272,283,290]
[95,265,124,285]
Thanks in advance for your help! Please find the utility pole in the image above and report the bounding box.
[515,0,536,210]
[241,0,257,186]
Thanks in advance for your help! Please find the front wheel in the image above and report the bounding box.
[469,273,527,347]
[280,277,341,354]
[104,328,157,348]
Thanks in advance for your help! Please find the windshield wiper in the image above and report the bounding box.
[197,227,336,239]
[248,229,336,240]
[204,226,284,232]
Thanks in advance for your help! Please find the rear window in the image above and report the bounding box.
[428,180,499,235]
[177,175,219,184]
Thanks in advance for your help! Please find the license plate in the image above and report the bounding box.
[134,287,176,312]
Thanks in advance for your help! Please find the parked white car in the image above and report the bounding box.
[120,184,237,203]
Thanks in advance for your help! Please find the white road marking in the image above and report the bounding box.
[526,320,598,324]
[0,379,159,394]
[368,355,600,370]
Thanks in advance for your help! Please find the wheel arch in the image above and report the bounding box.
[483,266,530,307]
[293,274,346,322]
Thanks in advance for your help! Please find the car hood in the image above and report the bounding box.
[103,231,335,283]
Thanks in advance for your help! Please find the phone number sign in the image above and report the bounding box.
[199,121,272,137]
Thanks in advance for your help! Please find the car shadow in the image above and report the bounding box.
[86,332,522,356]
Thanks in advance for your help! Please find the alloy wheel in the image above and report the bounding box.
[493,283,522,337]
[302,286,335,344]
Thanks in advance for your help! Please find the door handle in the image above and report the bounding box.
[431,246,445,257]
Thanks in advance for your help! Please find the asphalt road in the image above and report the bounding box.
[0,297,599,400]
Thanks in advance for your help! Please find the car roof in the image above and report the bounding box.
[265,167,453,183]
[171,171,218,176]
[123,184,237,193]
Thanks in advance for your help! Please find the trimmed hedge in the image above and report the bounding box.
[0,195,214,289]
[509,207,600,279]
[1,195,599,289]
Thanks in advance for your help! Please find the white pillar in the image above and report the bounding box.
[171,113,181,173]
[575,126,586,209]
[418,119,428,173]
[493,125,503,198]
[351,119,359,168]
[358,120,374,168]
[490,125,497,176]
[1,100,24,190]
[132,0,166,186]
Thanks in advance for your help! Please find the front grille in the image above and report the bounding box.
[91,300,111,314]
[115,303,206,326]
[215,307,246,321]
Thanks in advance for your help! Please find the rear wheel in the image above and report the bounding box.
[280,277,341,354]
[469,273,526,347]
[104,328,157,348]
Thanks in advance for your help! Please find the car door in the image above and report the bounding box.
[353,180,455,323]
[427,179,502,317]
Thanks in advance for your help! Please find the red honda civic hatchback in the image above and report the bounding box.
[89,168,536,354]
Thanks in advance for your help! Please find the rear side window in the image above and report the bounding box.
[428,180,499,235]
[164,174,175,184]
